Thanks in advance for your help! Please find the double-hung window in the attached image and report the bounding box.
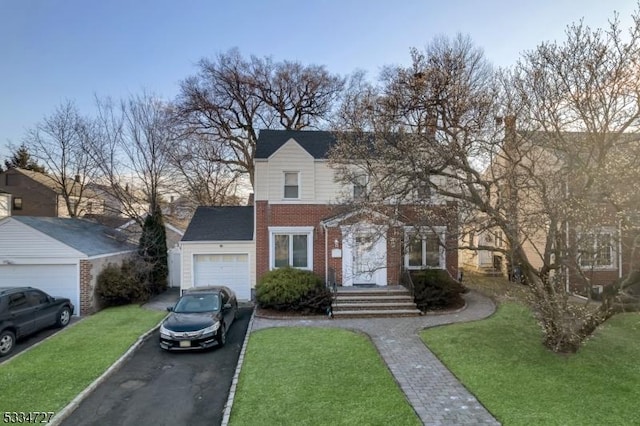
[353,174,367,200]
[405,227,446,269]
[270,227,313,270]
[578,228,616,269]
[284,172,299,199]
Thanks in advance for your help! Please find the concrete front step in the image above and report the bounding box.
[332,308,422,318]
[333,302,418,311]
[335,295,414,303]
[332,286,420,317]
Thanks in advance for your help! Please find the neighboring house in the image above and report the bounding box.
[180,130,459,300]
[460,118,636,293]
[0,216,137,315]
[0,190,10,217]
[180,206,255,300]
[0,168,107,217]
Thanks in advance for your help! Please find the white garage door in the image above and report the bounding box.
[0,264,79,315]
[194,254,250,300]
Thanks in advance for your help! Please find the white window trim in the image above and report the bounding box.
[283,171,300,200]
[268,226,314,270]
[404,226,447,270]
[577,227,617,270]
[353,173,368,200]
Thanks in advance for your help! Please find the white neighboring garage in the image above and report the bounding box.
[0,216,137,315]
[180,206,255,301]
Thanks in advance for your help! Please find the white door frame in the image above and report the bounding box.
[341,224,387,286]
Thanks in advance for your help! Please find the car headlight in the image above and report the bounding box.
[201,321,221,335]
[160,324,172,338]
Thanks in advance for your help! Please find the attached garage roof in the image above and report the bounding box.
[182,206,254,242]
[10,216,137,257]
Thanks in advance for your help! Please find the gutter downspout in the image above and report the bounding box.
[323,222,328,286]
[619,219,623,279]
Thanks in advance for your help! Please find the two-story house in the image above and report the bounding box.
[180,130,459,300]
[0,168,107,217]
[459,117,638,295]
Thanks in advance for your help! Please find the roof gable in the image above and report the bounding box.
[182,206,254,242]
[255,130,336,160]
[268,138,315,160]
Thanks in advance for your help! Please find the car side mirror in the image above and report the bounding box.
[167,306,174,312]
[223,303,232,310]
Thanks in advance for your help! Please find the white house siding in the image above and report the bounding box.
[262,139,315,202]
[180,241,256,300]
[0,219,83,262]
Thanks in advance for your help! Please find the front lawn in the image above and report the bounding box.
[421,303,640,425]
[230,327,420,426]
[0,305,165,413]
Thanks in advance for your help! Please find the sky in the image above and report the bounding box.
[0,0,637,161]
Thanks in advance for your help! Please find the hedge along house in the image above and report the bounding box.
[254,130,459,289]
[0,216,137,315]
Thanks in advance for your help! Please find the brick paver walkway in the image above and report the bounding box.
[251,291,501,425]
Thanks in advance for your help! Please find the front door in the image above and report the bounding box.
[342,227,387,286]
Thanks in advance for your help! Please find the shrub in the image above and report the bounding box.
[96,259,149,307]
[411,269,466,311]
[256,267,332,313]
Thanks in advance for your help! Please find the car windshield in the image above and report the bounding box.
[173,294,220,313]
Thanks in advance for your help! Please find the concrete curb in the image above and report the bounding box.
[221,308,256,426]
[49,317,167,426]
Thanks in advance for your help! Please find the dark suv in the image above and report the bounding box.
[0,287,74,357]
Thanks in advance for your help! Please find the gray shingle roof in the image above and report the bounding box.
[255,130,336,159]
[182,206,254,242]
[12,216,137,257]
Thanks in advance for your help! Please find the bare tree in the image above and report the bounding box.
[330,14,640,353]
[23,100,97,217]
[168,130,243,206]
[91,93,177,223]
[176,48,345,187]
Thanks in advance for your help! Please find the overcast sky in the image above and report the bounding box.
[0,0,636,160]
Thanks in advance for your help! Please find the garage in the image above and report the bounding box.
[193,254,250,299]
[0,216,137,315]
[0,264,79,310]
[180,206,255,301]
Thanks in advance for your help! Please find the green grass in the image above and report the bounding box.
[421,303,640,425]
[0,305,165,413]
[230,327,421,426]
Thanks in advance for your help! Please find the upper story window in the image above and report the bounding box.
[577,228,616,269]
[405,227,447,269]
[284,172,299,199]
[12,197,23,210]
[353,174,368,200]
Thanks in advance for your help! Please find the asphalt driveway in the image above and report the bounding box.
[60,307,253,426]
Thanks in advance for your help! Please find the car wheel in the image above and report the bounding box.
[56,306,72,328]
[217,323,226,347]
[0,330,15,357]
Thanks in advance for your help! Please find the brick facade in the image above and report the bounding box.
[256,201,459,285]
[79,260,94,316]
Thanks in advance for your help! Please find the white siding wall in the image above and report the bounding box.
[0,218,83,263]
[254,137,457,205]
[180,241,256,291]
